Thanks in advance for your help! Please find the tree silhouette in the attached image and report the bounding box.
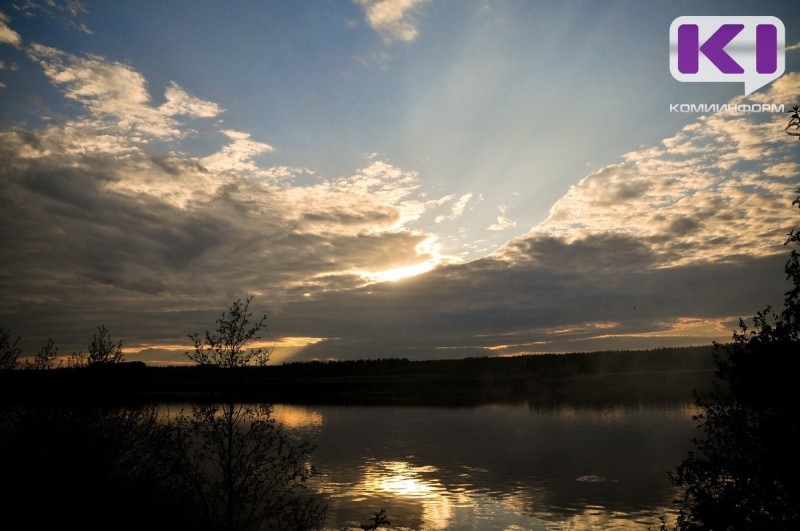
[670,189,800,529]
[186,294,271,367]
[786,105,800,140]
[0,328,21,370]
[175,402,325,531]
[177,295,325,530]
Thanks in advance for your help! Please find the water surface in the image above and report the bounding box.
[272,402,697,530]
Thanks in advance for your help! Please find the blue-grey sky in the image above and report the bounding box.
[1,1,798,364]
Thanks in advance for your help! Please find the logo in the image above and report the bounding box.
[670,16,785,95]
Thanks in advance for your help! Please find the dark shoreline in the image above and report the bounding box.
[0,346,717,407]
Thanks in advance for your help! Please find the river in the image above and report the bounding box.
[270,401,697,530]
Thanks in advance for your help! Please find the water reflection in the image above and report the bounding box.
[359,461,452,528]
[363,461,441,498]
[271,403,324,429]
[281,402,695,530]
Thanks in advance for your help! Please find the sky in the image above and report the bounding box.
[1,0,799,365]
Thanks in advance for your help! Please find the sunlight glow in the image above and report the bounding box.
[366,260,437,283]
[362,235,445,283]
[266,336,326,364]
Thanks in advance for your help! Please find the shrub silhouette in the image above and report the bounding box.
[670,189,800,529]
[0,404,184,531]
[87,325,124,365]
[66,325,125,367]
[1,296,327,530]
[28,337,58,370]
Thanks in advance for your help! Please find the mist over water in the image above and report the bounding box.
[272,402,697,530]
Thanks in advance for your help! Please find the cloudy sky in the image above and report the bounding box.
[1,1,799,364]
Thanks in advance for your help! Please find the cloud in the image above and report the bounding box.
[487,206,516,231]
[354,0,428,42]
[11,0,92,35]
[435,192,472,223]
[0,124,443,354]
[0,122,438,286]
[0,38,442,356]
[534,74,800,266]
[311,160,427,229]
[763,162,800,178]
[159,82,223,118]
[0,11,22,46]
[200,129,275,176]
[275,234,789,361]
[27,45,220,140]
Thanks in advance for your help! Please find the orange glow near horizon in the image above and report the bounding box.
[110,336,327,365]
[588,316,734,340]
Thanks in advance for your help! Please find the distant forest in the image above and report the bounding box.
[0,345,716,407]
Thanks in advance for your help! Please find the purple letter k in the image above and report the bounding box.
[678,24,744,74]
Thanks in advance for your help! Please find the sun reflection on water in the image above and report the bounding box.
[354,460,454,529]
[366,461,439,497]
[270,404,324,429]
[279,403,694,530]
[322,455,677,530]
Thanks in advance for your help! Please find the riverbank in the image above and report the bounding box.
[0,346,716,407]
